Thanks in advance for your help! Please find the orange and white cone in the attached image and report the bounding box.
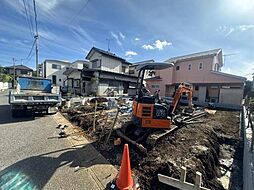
[116,144,134,190]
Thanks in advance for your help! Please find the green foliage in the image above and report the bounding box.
[0,73,12,82]
[0,65,12,82]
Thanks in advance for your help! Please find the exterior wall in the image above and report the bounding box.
[198,86,207,102]
[97,82,109,96]
[0,82,10,90]
[71,61,90,70]
[219,88,243,105]
[7,69,32,76]
[90,52,122,73]
[172,56,214,84]
[44,61,70,86]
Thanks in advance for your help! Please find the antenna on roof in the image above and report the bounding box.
[222,53,236,66]
[106,38,112,52]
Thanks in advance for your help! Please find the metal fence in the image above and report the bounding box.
[246,100,254,151]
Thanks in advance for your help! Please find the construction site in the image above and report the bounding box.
[58,62,250,190]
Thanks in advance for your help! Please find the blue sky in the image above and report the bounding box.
[0,0,254,79]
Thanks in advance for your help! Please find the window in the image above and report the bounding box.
[52,64,61,69]
[176,65,180,71]
[122,66,127,73]
[129,70,135,74]
[151,84,160,88]
[20,70,28,74]
[74,80,80,87]
[52,75,56,85]
[188,64,191,71]
[195,86,199,91]
[83,63,89,69]
[199,63,203,70]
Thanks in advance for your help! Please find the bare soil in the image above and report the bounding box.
[63,108,243,190]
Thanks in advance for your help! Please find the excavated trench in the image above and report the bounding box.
[131,111,243,190]
[63,108,243,190]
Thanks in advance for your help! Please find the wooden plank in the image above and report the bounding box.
[158,174,210,190]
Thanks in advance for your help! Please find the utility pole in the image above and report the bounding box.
[35,34,39,76]
[33,0,39,77]
[13,58,15,87]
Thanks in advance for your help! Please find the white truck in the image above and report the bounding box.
[9,76,61,117]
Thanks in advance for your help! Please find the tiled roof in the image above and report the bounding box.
[5,64,33,71]
[86,47,131,64]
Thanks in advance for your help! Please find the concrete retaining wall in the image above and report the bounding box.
[0,82,10,91]
[242,106,254,190]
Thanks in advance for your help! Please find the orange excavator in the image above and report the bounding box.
[116,62,194,154]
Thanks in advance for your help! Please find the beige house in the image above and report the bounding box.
[5,65,33,77]
[81,47,137,96]
[146,49,246,106]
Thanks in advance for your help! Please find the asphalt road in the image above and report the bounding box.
[0,91,103,189]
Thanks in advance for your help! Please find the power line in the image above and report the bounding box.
[23,39,36,61]
[40,35,86,54]
[22,0,34,38]
[68,0,90,24]
[27,0,35,34]
[23,52,35,65]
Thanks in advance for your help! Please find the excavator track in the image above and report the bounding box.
[146,125,178,147]
[116,123,179,155]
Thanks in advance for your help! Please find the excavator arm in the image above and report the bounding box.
[171,83,193,114]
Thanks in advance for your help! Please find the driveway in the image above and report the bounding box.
[0,90,116,189]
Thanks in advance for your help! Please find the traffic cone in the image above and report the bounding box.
[116,144,134,190]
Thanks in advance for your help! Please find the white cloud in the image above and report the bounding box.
[71,26,95,44]
[111,31,122,46]
[217,24,254,36]
[142,44,155,50]
[119,32,125,40]
[225,27,235,37]
[238,25,254,31]
[142,40,172,50]
[125,51,138,57]
[153,40,172,50]
[134,37,140,41]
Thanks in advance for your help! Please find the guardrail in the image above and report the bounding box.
[243,98,254,190]
[246,102,253,151]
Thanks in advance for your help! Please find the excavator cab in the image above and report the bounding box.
[117,62,196,154]
[132,62,174,129]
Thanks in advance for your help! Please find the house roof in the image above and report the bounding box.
[44,59,70,64]
[63,67,82,75]
[86,47,131,64]
[82,68,138,83]
[72,60,90,64]
[5,64,33,71]
[165,48,222,63]
[211,71,246,81]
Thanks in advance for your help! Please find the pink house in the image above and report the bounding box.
[146,49,246,106]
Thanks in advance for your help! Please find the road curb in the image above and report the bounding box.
[52,112,117,189]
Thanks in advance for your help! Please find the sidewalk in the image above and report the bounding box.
[53,112,117,189]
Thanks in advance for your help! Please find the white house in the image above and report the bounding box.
[39,59,91,87]
[40,60,71,86]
